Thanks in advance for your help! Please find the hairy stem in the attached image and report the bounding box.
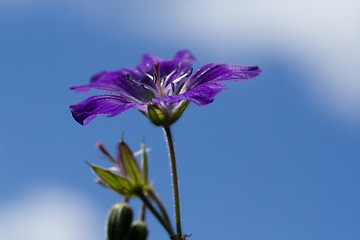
[163,126,182,239]
[139,202,146,222]
[138,191,174,236]
[148,188,172,227]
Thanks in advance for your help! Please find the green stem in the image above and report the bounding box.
[139,202,146,222]
[148,188,172,228]
[138,191,174,237]
[163,126,182,239]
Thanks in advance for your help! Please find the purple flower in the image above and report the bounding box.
[70,50,261,126]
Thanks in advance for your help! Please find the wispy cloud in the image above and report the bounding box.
[156,0,360,122]
[0,187,101,240]
[2,0,359,122]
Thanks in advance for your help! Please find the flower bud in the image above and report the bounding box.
[106,202,133,240]
[126,220,149,240]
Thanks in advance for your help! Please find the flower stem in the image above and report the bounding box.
[148,188,172,227]
[138,191,174,236]
[163,126,182,239]
[139,202,146,222]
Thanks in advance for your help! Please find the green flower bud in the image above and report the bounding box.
[106,203,133,240]
[126,220,149,240]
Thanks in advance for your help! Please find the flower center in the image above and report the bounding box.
[137,62,193,100]
[148,62,193,99]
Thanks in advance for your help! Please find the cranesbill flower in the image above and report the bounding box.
[70,50,261,126]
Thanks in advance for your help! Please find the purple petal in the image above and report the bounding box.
[136,50,195,77]
[69,95,141,125]
[70,69,154,102]
[187,64,261,90]
[153,82,227,106]
[160,50,195,75]
[70,69,131,93]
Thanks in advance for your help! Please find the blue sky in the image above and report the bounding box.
[1,1,360,240]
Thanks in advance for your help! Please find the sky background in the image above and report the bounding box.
[1,0,360,239]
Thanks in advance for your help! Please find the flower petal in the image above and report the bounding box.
[69,94,141,125]
[70,69,130,93]
[161,50,195,75]
[136,50,195,77]
[70,69,155,103]
[153,82,227,106]
[187,64,261,90]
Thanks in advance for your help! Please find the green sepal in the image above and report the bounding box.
[106,203,133,240]
[126,220,149,240]
[169,100,190,125]
[141,140,149,186]
[88,163,133,196]
[118,141,143,187]
[147,103,169,126]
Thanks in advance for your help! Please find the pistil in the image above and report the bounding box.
[153,62,163,97]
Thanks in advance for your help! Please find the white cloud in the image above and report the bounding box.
[0,187,102,240]
[65,0,360,123]
[164,0,360,122]
[2,0,360,122]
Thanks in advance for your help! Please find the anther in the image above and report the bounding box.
[185,68,193,77]
[174,66,179,74]
[141,84,151,91]
[153,72,157,84]
[160,75,166,83]
[125,73,133,83]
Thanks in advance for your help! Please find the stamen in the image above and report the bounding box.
[141,84,151,91]
[152,72,157,84]
[123,73,155,101]
[145,72,153,80]
[169,74,185,86]
[160,75,167,83]
[163,65,180,87]
[174,69,192,94]
[162,67,193,95]
[175,68,193,94]
[125,73,133,84]
[185,67,193,77]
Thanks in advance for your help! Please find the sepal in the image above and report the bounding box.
[90,139,151,197]
[141,140,149,186]
[88,163,134,196]
[147,102,169,126]
[118,141,142,187]
[169,100,189,125]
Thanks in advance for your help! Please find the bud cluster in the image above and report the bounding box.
[88,139,149,197]
[88,138,173,240]
[106,202,148,240]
